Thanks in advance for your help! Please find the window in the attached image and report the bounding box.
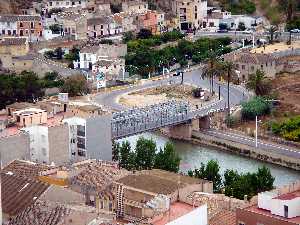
[49,2,52,6]
[13,30,16,35]
[109,202,113,211]
[77,137,85,149]
[238,222,245,225]
[242,65,245,70]
[20,22,23,27]
[77,125,85,136]
[251,66,254,71]
[7,30,11,35]
[2,30,5,34]
[42,148,47,156]
[31,22,34,29]
[78,149,86,157]
[261,65,263,69]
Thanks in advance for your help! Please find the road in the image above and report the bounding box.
[201,129,300,159]
[94,67,250,111]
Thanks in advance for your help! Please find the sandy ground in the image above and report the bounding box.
[251,41,300,54]
[119,84,212,108]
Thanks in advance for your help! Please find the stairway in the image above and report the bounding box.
[116,184,124,218]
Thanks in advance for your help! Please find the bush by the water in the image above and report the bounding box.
[241,97,271,120]
[271,116,300,142]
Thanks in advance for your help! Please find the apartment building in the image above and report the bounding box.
[236,181,300,225]
[172,0,207,30]
[0,15,43,41]
[92,58,125,81]
[113,12,137,33]
[122,0,148,14]
[87,16,122,38]
[63,115,112,162]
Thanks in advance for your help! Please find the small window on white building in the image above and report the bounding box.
[42,147,47,156]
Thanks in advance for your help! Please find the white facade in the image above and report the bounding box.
[166,205,208,225]
[63,117,87,160]
[258,191,300,219]
[21,126,50,164]
[43,29,61,40]
[75,52,97,70]
[0,21,17,36]
[45,0,87,12]
[232,15,257,29]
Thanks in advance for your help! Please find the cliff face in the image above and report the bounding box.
[0,0,36,14]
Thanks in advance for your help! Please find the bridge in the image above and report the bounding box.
[111,100,225,139]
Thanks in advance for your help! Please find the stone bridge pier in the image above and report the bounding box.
[161,116,210,140]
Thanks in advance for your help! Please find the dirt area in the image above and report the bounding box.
[251,41,300,54]
[119,84,212,108]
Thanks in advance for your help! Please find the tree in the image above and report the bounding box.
[60,74,89,96]
[135,137,157,170]
[137,29,153,39]
[267,25,278,44]
[154,142,181,173]
[241,97,271,120]
[123,31,135,43]
[246,70,271,96]
[188,160,222,192]
[202,51,221,94]
[119,141,132,170]
[112,141,120,162]
[255,166,275,192]
[54,47,64,60]
[220,61,236,117]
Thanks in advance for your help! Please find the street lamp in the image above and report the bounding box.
[255,116,262,148]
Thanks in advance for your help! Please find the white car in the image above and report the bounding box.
[291,29,300,33]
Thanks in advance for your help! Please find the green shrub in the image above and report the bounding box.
[270,116,300,142]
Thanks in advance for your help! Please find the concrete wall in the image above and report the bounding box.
[0,133,30,167]
[86,115,112,161]
[48,124,70,166]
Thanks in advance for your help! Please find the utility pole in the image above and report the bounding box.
[255,116,258,148]
[218,85,221,100]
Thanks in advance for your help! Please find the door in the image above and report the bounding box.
[284,205,288,218]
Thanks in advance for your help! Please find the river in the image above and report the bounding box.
[118,132,300,188]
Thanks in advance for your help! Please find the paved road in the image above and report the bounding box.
[201,129,300,159]
[94,67,250,112]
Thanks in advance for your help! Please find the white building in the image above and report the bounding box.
[231,15,262,30]
[44,0,87,13]
[258,191,300,219]
[166,205,208,225]
[21,124,70,165]
[122,0,148,14]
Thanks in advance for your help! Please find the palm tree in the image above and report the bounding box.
[202,51,221,94]
[267,25,278,44]
[220,61,236,117]
[246,70,271,96]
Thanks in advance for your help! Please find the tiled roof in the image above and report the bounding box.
[226,52,276,64]
[209,210,236,225]
[2,159,50,179]
[0,15,41,22]
[1,172,50,216]
[0,37,27,46]
[7,201,70,225]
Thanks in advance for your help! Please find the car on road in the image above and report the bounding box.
[291,29,300,33]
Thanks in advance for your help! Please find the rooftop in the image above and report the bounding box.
[2,159,50,180]
[13,108,46,116]
[0,15,41,22]
[71,160,129,192]
[116,169,202,195]
[209,210,236,225]
[0,37,28,46]
[6,102,37,110]
[274,190,300,201]
[1,172,50,216]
